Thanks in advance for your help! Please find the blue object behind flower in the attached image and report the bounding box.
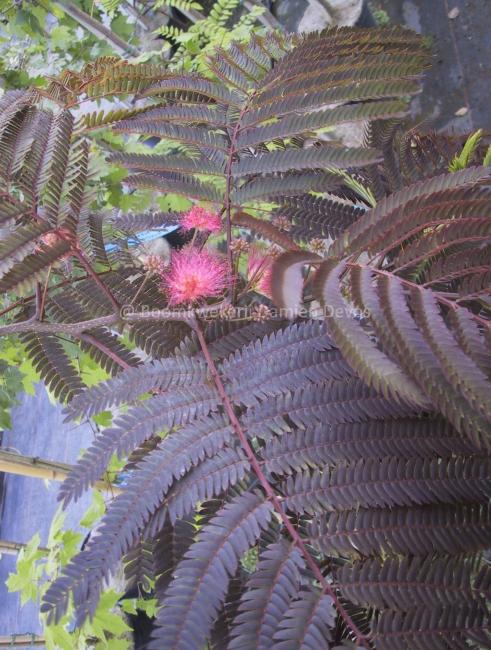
[104,225,180,252]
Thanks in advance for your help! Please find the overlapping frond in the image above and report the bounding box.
[273,587,335,650]
[229,540,304,649]
[43,414,236,623]
[41,58,169,108]
[150,492,273,650]
[20,332,84,402]
[283,456,491,514]
[372,603,491,650]
[45,312,491,647]
[65,356,209,419]
[336,554,484,610]
[308,165,491,448]
[110,25,428,223]
[308,503,491,556]
[314,260,491,447]
[275,194,365,242]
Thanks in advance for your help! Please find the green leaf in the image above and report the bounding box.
[89,590,132,639]
[59,530,83,566]
[136,597,158,618]
[111,15,133,41]
[80,490,107,528]
[44,622,76,650]
[449,129,483,172]
[99,638,132,650]
[93,410,113,427]
[51,26,73,49]
[7,533,44,605]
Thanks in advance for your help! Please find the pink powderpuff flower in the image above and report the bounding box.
[180,206,222,233]
[247,248,273,298]
[163,247,228,305]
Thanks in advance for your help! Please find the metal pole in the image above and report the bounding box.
[0,635,45,647]
[0,449,122,496]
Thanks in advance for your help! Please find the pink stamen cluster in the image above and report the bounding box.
[180,206,222,233]
[162,247,228,305]
[247,248,273,298]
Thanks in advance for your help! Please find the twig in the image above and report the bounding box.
[192,319,369,647]
[69,247,120,313]
[79,333,132,370]
[0,315,118,337]
[53,1,139,56]
[0,271,113,321]
[39,264,52,321]
[0,303,227,337]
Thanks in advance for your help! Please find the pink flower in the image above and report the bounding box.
[180,206,222,233]
[247,248,273,298]
[162,247,228,305]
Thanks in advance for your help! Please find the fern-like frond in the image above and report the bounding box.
[243,378,419,440]
[372,603,491,650]
[43,414,235,623]
[272,587,335,650]
[283,455,491,514]
[0,241,72,294]
[164,447,249,523]
[261,417,475,475]
[0,222,51,277]
[232,145,382,177]
[150,492,273,649]
[109,152,225,176]
[308,503,491,557]
[223,321,354,406]
[331,166,491,258]
[275,195,365,242]
[336,554,484,610]
[236,100,408,149]
[59,386,220,506]
[229,540,304,649]
[125,172,223,203]
[64,356,209,419]
[20,332,84,402]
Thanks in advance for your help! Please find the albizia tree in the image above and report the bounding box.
[0,25,490,649]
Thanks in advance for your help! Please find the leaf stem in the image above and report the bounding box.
[192,319,369,647]
[70,247,120,314]
[79,333,132,371]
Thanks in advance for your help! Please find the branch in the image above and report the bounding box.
[0,271,113,320]
[0,303,228,337]
[191,319,369,647]
[0,315,119,337]
[53,1,139,56]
